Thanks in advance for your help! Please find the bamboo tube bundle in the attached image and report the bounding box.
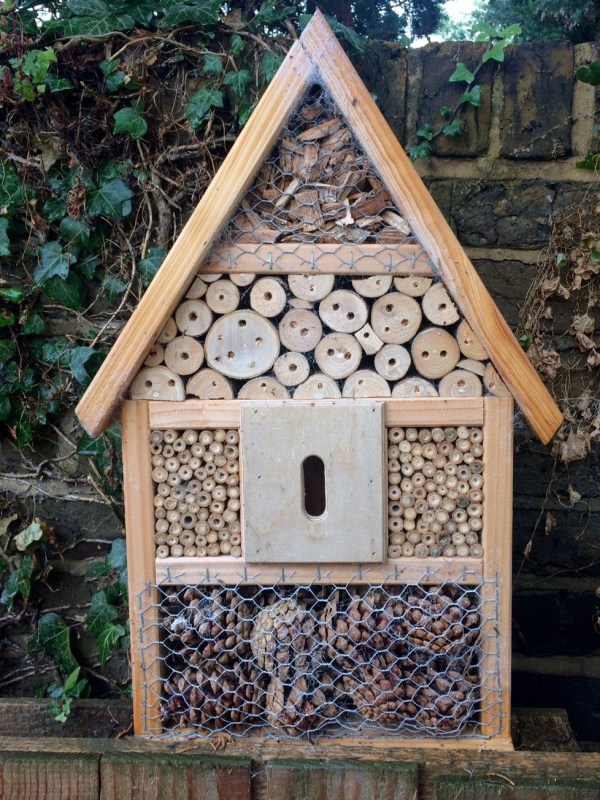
[386,426,485,559]
[150,428,242,558]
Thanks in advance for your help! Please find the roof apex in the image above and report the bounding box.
[76,12,562,443]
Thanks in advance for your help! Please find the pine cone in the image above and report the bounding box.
[251,596,318,681]
[265,670,339,734]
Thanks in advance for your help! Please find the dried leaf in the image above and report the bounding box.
[567,484,582,504]
[544,512,557,535]
[0,514,18,537]
[558,430,591,463]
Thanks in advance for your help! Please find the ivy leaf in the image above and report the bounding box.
[1,554,33,612]
[238,103,255,127]
[408,142,431,160]
[103,273,126,301]
[416,123,433,141]
[203,54,222,75]
[0,163,24,211]
[160,1,220,28]
[0,219,9,256]
[42,272,82,310]
[32,612,79,675]
[577,62,600,87]
[0,308,14,328]
[186,87,223,130]
[66,0,109,14]
[459,84,482,107]
[60,13,135,36]
[482,40,508,63]
[0,286,23,302]
[223,69,252,99]
[113,107,148,140]
[97,622,126,668]
[138,247,165,286]
[442,119,464,137]
[69,346,96,385]
[22,313,45,335]
[0,340,16,361]
[59,216,91,249]
[15,520,44,551]
[86,590,118,636]
[229,33,244,57]
[500,23,522,40]
[108,538,127,572]
[88,178,133,220]
[34,242,75,285]
[44,74,74,92]
[262,51,283,84]
[449,62,475,84]
[576,154,600,171]
[472,21,499,41]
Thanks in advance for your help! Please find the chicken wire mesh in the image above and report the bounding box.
[138,574,502,739]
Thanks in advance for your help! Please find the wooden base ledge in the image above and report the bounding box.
[155,557,483,585]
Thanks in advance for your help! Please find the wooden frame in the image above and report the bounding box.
[124,395,512,746]
[76,12,562,444]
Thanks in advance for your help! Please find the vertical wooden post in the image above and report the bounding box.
[480,396,514,743]
[122,400,162,735]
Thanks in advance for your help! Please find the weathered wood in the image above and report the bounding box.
[263,760,418,800]
[456,319,487,360]
[288,273,335,301]
[314,332,363,379]
[438,369,482,397]
[240,400,386,563]
[175,300,213,337]
[435,775,600,800]
[249,277,287,317]
[100,753,252,800]
[121,401,161,735]
[411,327,460,379]
[205,279,241,314]
[147,398,485,428]
[155,557,483,585]
[293,373,341,399]
[76,37,315,436]
[371,293,422,344]
[204,310,280,379]
[318,290,368,333]
[279,308,323,352]
[351,275,393,297]
[480,396,514,742]
[274,351,311,386]
[342,369,391,398]
[130,367,185,401]
[355,322,384,355]
[393,275,432,297]
[206,243,434,276]
[421,282,460,326]
[374,344,411,381]
[391,377,438,398]
[300,10,562,444]
[186,369,234,400]
[0,753,100,800]
[0,699,132,739]
[237,376,289,399]
[164,336,204,375]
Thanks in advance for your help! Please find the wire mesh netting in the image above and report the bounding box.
[130,81,508,404]
[139,575,502,739]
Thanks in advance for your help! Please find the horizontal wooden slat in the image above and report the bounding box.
[155,557,483,586]
[148,398,484,430]
[385,398,484,426]
[148,400,241,429]
[204,243,433,275]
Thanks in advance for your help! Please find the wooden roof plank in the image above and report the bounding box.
[75,40,316,436]
[300,11,563,444]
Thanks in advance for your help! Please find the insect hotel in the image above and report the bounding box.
[76,12,563,748]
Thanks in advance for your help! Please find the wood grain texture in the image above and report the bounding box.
[481,396,514,741]
[241,401,386,563]
[147,398,484,429]
[121,401,161,735]
[100,754,251,800]
[263,760,418,800]
[300,11,562,445]
[206,242,433,275]
[155,557,483,586]
[76,41,315,436]
[435,775,600,800]
[0,753,99,800]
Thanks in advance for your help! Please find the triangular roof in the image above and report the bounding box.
[76,11,562,444]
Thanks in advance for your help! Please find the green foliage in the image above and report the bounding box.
[409,23,521,160]
[1,554,34,612]
[465,0,600,44]
[186,87,224,129]
[47,667,89,723]
[113,107,148,140]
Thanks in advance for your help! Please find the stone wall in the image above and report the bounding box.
[1,38,600,740]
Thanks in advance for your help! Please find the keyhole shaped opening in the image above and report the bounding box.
[302,455,326,519]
